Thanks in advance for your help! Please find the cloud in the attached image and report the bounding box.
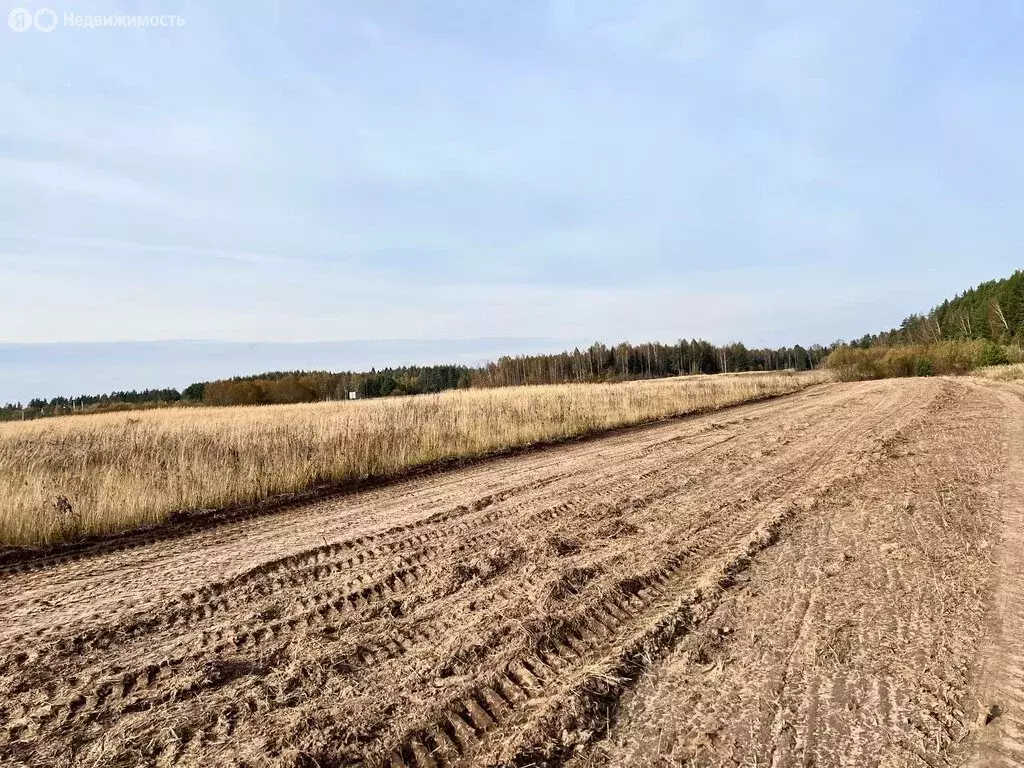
[5,234,295,265]
[0,0,1021,358]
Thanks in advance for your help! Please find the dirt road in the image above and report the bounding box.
[1,378,1021,767]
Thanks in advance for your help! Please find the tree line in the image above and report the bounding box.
[199,366,473,407]
[474,340,827,387]
[0,339,826,420]
[849,270,1024,348]
[0,366,475,418]
[826,270,1024,380]
[0,388,187,421]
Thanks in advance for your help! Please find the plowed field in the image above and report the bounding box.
[2,378,1022,768]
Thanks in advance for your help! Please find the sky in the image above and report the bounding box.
[1,1,1023,401]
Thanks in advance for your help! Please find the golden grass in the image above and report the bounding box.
[975,363,1024,381]
[0,371,827,547]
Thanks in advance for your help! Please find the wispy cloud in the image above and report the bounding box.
[0,0,1021,353]
[4,234,294,265]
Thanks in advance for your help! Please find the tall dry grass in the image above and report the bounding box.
[0,372,825,547]
[975,363,1024,381]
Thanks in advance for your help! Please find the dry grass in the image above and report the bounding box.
[0,371,826,547]
[976,362,1024,381]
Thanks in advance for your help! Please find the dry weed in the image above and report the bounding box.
[976,363,1024,381]
[0,372,825,546]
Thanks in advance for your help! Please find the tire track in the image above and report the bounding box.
[967,383,1024,768]
[9,501,590,740]
[593,378,1003,768]
[364,383,936,766]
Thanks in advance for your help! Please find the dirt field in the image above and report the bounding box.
[1,377,1022,767]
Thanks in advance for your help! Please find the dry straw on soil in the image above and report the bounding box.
[0,372,825,547]
[977,363,1024,381]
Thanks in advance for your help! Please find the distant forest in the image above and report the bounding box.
[473,340,825,387]
[4,270,1020,420]
[1,339,826,419]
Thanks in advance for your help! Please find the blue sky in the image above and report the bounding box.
[1,1,1023,398]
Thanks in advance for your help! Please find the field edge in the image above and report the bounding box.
[0,382,824,570]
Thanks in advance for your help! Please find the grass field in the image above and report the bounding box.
[0,371,824,547]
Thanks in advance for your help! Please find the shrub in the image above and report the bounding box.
[880,347,919,378]
[826,340,1018,380]
[930,340,983,375]
[826,346,885,381]
[978,341,1010,367]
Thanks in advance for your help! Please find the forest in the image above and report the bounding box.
[849,270,1024,347]
[198,365,473,407]
[473,340,826,387]
[0,340,825,418]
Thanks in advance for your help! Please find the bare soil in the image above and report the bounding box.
[0,378,1021,767]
